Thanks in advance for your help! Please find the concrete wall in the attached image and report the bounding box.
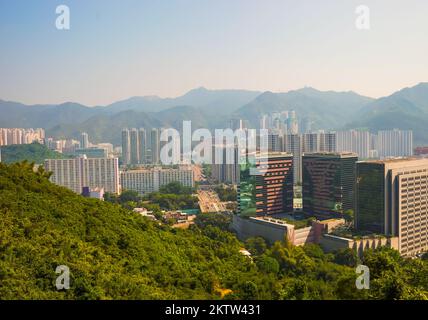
[320,234,400,256]
[231,215,327,246]
[231,215,290,244]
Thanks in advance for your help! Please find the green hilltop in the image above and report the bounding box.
[0,142,69,164]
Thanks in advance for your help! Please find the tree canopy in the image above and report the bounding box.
[1,162,427,300]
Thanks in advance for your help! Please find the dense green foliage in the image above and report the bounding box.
[143,182,198,211]
[0,142,69,164]
[1,163,427,300]
[105,183,199,211]
[159,181,194,195]
[214,185,237,202]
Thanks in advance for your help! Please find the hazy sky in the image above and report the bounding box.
[1,0,427,106]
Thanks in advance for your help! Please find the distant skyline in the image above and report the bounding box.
[1,0,428,106]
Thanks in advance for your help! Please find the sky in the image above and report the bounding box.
[0,0,427,106]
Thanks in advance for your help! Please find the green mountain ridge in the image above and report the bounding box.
[2,83,428,145]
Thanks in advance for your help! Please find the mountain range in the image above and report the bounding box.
[1,83,428,145]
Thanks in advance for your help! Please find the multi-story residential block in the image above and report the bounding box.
[150,128,161,164]
[120,166,194,195]
[376,129,413,158]
[121,129,131,165]
[336,130,370,159]
[284,134,302,184]
[0,128,45,146]
[45,156,120,194]
[211,144,240,184]
[138,128,147,164]
[130,128,140,165]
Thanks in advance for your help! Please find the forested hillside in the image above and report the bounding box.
[0,162,427,300]
[0,143,69,164]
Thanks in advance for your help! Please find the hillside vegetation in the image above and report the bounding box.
[0,143,69,164]
[0,162,427,300]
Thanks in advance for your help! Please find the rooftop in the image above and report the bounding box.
[359,157,428,164]
[303,152,358,158]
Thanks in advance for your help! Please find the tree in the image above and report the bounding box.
[245,237,267,256]
[256,255,279,274]
[159,181,194,195]
[333,248,359,267]
[118,190,141,203]
[238,281,258,300]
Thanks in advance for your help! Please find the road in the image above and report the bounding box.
[197,189,227,213]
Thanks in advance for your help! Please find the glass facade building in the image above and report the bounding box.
[238,153,294,216]
[302,152,357,219]
[355,162,385,233]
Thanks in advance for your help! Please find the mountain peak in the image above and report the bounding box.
[187,86,209,93]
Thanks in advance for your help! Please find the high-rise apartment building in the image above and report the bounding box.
[121,129,131,166]
[302,152,358,219]
[238,152,294,216]
[122,128,163,166]
[303,133,320,153]
[45,156,120,194]
[211,144,240,184]
[319,132,337,152]
[268,132,283,153]
[377,129,413,158]
[80,132,89,149]
[336,130,370,159]
[0,128,45,146]
[130,128,140,165]
[284,134,302,184]
[150,128,161,164]
[138,128,147,164]
[356,158,428,257]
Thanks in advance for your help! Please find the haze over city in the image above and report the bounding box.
[1,0,428,105]
[2,0,428,307]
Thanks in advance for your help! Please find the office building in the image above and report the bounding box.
[356,158,428,257]
[45,156,120,194]
[302,152,358,218]
[238,152,294,216]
